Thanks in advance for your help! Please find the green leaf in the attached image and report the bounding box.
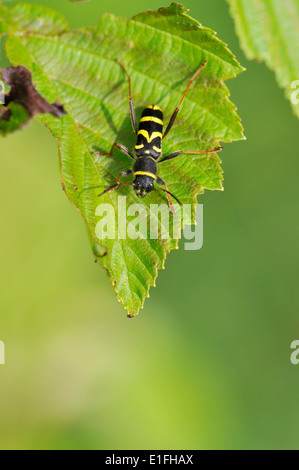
[0,3,7,36]
[0,2,244,316]
[227,0,299,118]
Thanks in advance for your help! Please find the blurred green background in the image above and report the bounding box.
[0,0,298,450]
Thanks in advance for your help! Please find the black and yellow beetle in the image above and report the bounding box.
[97,60,222,212]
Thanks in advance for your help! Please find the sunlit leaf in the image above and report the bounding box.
[0,2,244,316]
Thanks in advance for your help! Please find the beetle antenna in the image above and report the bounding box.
[156,187,182,206]
[98,182,131,197]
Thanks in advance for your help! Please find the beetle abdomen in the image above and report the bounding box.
[135,105,163,159]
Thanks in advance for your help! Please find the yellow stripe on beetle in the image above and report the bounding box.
[137,130,162,142]
[140,116,163,125]
[153,146,161,153]
[135,144,144,149]
[134,171,157,180]
[147,105,162,111]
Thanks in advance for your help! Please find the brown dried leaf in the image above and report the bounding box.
[0,65,65,130]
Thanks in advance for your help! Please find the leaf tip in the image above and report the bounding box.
[163,2,189,14]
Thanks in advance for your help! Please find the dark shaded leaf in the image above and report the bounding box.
[0,65,65,133]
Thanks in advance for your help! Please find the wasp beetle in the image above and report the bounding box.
[97,60,222,212]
